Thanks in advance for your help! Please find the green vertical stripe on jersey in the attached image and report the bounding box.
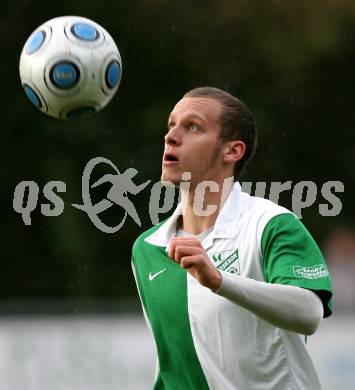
[132,224,209,390]
[261,213,333,317]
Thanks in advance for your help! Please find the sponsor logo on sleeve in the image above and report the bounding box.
[293,264,329,279]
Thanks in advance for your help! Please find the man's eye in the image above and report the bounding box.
[188,123,200,131]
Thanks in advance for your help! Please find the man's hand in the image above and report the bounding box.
[168,237,222,292]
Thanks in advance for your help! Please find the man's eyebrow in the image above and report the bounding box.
[168,113,206,122]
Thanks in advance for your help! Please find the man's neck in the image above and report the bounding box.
[179,177,234,235]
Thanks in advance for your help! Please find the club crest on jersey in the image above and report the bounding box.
[293,264,329,279]
[210,249,240,274]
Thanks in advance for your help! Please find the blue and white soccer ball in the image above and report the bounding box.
[19,16,122,119]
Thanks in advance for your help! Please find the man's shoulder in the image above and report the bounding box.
[240,191,293,221]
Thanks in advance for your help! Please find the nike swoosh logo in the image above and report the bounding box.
[148,268,167,281]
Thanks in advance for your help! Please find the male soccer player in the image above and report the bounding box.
[132,87,332,389]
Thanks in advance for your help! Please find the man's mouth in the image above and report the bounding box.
[163,152,180,165]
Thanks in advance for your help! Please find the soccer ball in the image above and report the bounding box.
[19,16,122,119]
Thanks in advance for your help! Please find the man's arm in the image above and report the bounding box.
[216,271,323,335]
[168,237,323,335]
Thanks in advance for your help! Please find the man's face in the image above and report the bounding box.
[161,97,224,187]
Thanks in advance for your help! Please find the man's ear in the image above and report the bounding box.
[223,140,246,164]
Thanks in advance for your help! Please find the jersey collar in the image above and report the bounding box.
[144,182,242,249]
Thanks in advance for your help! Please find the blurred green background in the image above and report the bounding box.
[1,0,354,309]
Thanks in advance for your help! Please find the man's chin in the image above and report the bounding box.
[160,172,180,187]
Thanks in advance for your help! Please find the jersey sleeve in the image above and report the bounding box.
[261,213,333,318]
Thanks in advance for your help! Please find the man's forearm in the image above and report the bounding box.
[216,271,323,335]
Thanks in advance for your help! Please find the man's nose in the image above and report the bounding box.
[164,126,182,146]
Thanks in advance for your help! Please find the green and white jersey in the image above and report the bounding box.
[132,182,332,390]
